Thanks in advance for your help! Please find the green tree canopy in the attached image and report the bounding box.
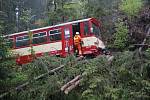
[120,0,143,17]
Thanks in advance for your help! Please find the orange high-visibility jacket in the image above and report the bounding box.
[74,35,82,45]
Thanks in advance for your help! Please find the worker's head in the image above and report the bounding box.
[76,32,79,35]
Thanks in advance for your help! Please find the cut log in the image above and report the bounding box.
[134,44,150,46]
[138,26,150,77]
[61,75,81,91]
[76,56,84,61]
[64,80,81,94]
[0,65,65,98]
[106,55,114,62]
[139,27,150,53]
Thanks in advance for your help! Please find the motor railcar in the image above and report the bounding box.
[6,18,106,64]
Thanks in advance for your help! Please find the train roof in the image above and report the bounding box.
[8,18,93,37]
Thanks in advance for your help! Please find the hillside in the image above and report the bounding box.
[0,0,150,100]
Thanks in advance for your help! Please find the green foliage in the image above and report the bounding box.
[1,0,150,100]
[80,0,109,18]
[0,72,27,90]
[46,1,82,25]
[27,31,35,57]
[1,51,150,100]
[0,21,4,34]
[114,20,129,50]
[81,51,150,100]
[46,0,117,25]
[20,9,33,31]
[0,27,27,97]
[0,35,9,59]
[120,0,143,17]
[20,9,32,24]
[0,58,27,96]
[7,55,75,99]
[0,0,16,34]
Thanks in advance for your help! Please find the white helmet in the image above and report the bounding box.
[76,32,79,35]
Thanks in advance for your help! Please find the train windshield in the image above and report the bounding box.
[91,22,101,37]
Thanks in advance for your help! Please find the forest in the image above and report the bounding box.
[0,0,150,100]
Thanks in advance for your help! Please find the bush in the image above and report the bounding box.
[113,21,129,50]
[120,0,143,18]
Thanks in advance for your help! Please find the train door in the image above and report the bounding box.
[62,25,74,56]
[72,22,82,53]
[72,23,81,37]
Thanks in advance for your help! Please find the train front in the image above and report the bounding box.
[81,18,108,56]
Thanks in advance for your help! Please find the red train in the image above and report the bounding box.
[6,18,106,65]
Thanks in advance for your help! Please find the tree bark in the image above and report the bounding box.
[64,80,80,94]
[61,75,81,91]
[0,65,64,98]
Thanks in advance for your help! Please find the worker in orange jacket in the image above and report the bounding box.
[74,32,83,57]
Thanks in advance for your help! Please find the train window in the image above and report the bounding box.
[84,21,89,36]
[32,32,47,44]
[92,23,100,36]
[16,35,29,47]
[64,28,70,39]
[49,29,61,41]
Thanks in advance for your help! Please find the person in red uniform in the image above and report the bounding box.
[74,32,83,57]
